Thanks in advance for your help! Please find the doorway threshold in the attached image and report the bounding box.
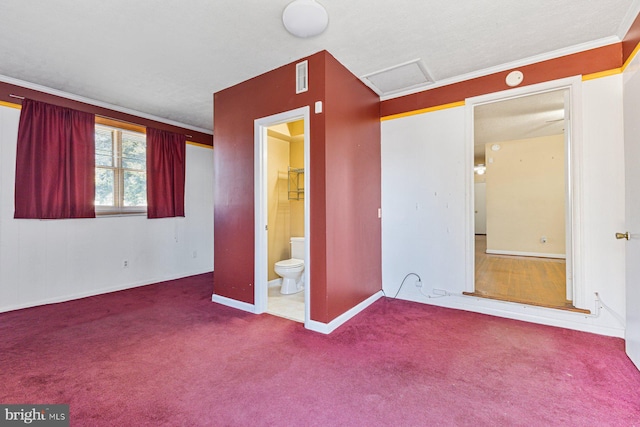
[462,291,591,314]
[267,284,305,322]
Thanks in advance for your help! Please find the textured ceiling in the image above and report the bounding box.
[0,0,638,132]
[473,90,566,162]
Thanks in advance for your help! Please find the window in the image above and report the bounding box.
[95,124,147,214]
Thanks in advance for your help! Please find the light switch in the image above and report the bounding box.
[315,101,323,114]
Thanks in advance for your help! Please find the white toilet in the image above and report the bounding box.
[274,237,305,294]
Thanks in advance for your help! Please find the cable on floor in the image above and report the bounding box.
[594,292,624,325]
[393,273,422,299]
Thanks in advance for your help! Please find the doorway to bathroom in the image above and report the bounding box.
[254,107,310,325]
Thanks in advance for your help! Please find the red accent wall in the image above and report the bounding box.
[322,55,382,321]
[213,51,382,323]
[380,44,622,118]
[623,13,640,63]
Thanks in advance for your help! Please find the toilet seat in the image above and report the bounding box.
[275,258,304,269]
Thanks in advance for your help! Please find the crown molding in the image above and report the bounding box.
[617,0,640,39]
[379,36,620,101]
[0,74,213,135]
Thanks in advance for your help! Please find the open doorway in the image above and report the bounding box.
[264,120,305,321]
[254,107,311,325]
[466,83,587,313]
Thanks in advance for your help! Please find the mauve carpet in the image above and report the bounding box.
[1,273,639,426]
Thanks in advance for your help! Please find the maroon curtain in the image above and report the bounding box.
[146,128,186,218]
[14,99,95,219]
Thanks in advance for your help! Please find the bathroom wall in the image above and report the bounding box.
[214,50,382,326]
[290,134,305,238]
[267,134,291,281]
[213,51,326,305]
[322,53,382,322]
[485,134,565,257]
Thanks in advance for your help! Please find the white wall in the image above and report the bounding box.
[381,74,626,337]
[580,75,626,327]
[485,135,566,257]
[381,107,467,296]
[0,105,214,313]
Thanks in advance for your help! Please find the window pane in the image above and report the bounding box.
[95,168,114,206]
[95,129,114,167]
[123,171,147,207]
[122,132,146,170]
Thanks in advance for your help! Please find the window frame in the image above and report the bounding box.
[94,118,147,216]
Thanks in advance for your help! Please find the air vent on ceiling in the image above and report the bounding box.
[361,59,433,96]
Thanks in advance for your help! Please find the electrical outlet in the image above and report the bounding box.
[123,260,129,268]
[415,279,422,288]
[433,288,447,296]
[192,251,198,259]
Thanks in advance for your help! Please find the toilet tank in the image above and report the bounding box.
[290,237,305,260]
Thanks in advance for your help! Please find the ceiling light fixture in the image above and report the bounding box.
[474,164,487,175]
[282,0,328,38]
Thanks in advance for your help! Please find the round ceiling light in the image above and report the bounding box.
[282,0,329,38]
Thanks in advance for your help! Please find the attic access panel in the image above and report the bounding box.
[362,59,433,95]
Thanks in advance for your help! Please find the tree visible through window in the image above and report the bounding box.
[95,124,147,213]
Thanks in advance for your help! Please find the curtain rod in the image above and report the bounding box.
[9,94,193,138]
[96,114,193,138]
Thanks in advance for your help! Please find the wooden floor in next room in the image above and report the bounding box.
[467,235,586,313]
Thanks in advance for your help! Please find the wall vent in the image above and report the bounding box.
[296,60,308,94]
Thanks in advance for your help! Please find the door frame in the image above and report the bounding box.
[254,106,311,326]
[464,76,586,309]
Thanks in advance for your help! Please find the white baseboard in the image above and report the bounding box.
[211,294,257,313]
[306,291,384,334]
[486,249,566,259]
[0,269,214,314]
[268,278,282,288]
[394,291,624,338]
